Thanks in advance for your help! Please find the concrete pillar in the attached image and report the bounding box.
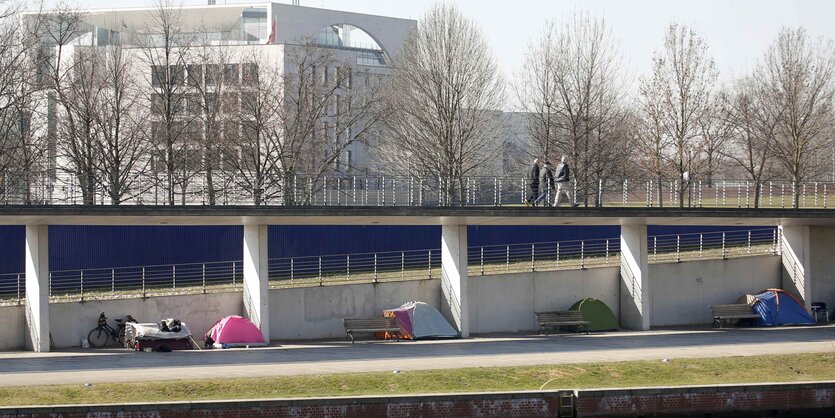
[25,225,49,352]
[441,224,468,337]
[243,224,270,342]
[779,225,812,310]
[620,224,650,330]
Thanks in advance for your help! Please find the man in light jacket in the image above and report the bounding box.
[553,155,575,207]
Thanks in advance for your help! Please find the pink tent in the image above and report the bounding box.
[205,315,267,348]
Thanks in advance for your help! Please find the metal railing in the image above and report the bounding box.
[2,172,835,209]
[0,228,779,305]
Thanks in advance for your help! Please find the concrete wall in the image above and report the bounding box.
[650,255,781,326]
[807,226,835,309]
[48,292,242,348]
[468,267,620,334]
[0,254,791,350]
[270,279,441,340]
[0,304,25,350]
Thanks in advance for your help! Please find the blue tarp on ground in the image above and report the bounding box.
[752,289,815,326]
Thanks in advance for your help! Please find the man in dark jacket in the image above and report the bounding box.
[525,159,540,206]
[553,155,575,207]
[534,161,555,206]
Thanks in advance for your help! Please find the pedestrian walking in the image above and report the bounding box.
[525,158,540,206]
[534,161,555,206]
[553,155,576,207]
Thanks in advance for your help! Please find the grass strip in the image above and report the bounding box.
[1,353,834,406]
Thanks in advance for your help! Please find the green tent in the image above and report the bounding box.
[569,298,618,332]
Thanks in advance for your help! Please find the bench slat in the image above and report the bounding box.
[535,310,590,335]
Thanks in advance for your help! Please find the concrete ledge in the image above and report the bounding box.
[0,205,834,226]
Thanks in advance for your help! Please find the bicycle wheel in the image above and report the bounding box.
[88,327,110,348]
[116,326,126,347]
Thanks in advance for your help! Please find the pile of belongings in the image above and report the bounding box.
[126,318,194,351]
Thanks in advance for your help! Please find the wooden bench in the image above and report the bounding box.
[535,311,590,335]
[709,304,760,328]
[343,318,401,343]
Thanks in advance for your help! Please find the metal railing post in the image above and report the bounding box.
[401,252,405,278]
[598,179,603,207]
[111,268,115,293]
[498,178,503,206]
[202,264,206,293]
[493,177,498,206]
[17,273,21,304]
[772,229,777,255]
[142,267,146,297]
[232,262,236,287]
[698,180,702,207]
[605,239,610,263]
[506,245,510,271]
[781,183,785,208]
[581,241,585,269]
[531,244,535,272]
[623,179,628,206]
[676,235,680,262]
[80,270,84,302]
[699,233,703,258]
[815,182,819,207]
[172,265,176,289]
[556,242,560,267]
[318,257,323,286]
[825,184,828,209]
[480,247,484,275]
[428,250,432,279]
[374,253,378,283]
[748,231,752,254]
[722,232,727,259]
[291,258,294,282]
[653,237,657,261]
[347,255,350,279]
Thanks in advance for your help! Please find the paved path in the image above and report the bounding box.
[2,325,834,387]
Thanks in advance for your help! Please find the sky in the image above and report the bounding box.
[42,0,835,89]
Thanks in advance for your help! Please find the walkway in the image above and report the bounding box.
[2,325,834,387]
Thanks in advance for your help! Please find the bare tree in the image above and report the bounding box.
[515,22,560,160]
[635,76,674,206]
[94,41,149,204]
[754,28,835,208]
[697,96,732,189]
[226,42,379,205]
[228,54,281,205]
[545,11,631,207]
[140,0,196,205]
[380,4,504,204]
[0,1,48,202]
[190,43,238,205]
[40,4,101,204]
[641,23,717,207]
[721,78,777,207]
[275,42,380,204]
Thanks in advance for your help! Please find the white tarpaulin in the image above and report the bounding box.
[127,322,192,340]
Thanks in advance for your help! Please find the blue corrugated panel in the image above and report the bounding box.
[0,224,775,275]
[0,226,24,275]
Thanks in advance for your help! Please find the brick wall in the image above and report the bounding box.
[0,391,566,418]
[575,381,835,417]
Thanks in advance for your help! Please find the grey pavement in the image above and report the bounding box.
[1,325,834,387]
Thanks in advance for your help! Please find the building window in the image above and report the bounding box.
[346,150,352,168]
[170,65,185,86]
[224,64,239,85]
[242,63,258,85]
[151,65,166,87]
[187,64,203,86]
[206,64,222,86]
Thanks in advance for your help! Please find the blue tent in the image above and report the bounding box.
[751,289,814,326]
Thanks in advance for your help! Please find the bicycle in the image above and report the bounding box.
[87,312,128,348]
